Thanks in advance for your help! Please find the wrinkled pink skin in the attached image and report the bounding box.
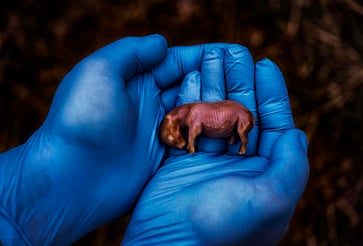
[160,100,255,154]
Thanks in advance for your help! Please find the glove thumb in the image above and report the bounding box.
[260,129,310,204]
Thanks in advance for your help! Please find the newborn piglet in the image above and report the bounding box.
[160,100,254,154]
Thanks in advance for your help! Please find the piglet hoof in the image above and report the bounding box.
[187,145,195,154]
[238,145,246,155]
[227,135,236,144]
[177,141,186,149]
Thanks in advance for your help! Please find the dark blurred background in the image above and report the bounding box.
[1,0,362,245]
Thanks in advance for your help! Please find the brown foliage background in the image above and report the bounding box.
[1,0,362,245]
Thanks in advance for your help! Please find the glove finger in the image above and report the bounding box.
[160,85,180,113]
[47,34,167,148]
[224,45,258,156]
[159,71,201,112]
[154,43,237,90]
[154,45,203,89]
[255,58,295,158]
[199,47,228,154]
[201,47,226,101]
[176,71,202,105]
[90,34,167,81]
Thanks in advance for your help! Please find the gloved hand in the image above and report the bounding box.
[122,46,310,245]
[0,34,230,245]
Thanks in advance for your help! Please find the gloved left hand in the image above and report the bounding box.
[0,34,224,245]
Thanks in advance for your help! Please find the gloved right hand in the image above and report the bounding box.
[123,45,310,245]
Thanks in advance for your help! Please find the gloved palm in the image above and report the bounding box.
[123,47,310,245]
[0,35,225,245]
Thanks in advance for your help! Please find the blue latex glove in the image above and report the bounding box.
[122,46,310,245]
[0,34,229,245]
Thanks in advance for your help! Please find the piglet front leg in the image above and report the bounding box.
[187,124,203,153]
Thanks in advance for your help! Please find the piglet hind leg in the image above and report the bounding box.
[237,122,250,155]
[187,125,202,154]
[227,135,236,145]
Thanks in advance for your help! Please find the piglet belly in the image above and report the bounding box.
[202,122,235,138]
[200,109,237,138]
